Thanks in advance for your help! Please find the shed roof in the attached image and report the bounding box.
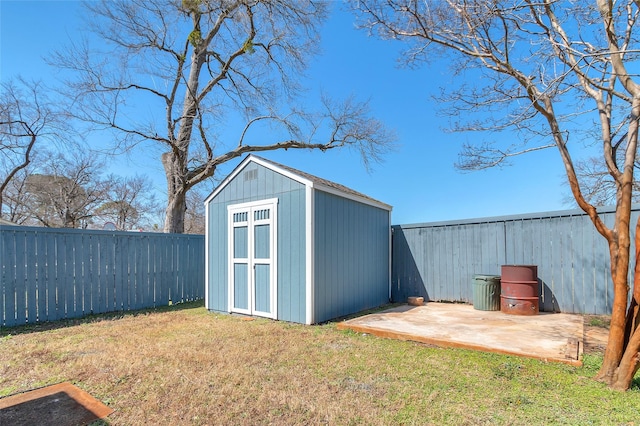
[0,217,18,226]
[206,154,392,211]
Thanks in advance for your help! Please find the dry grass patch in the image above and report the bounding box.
[1,302,639,425]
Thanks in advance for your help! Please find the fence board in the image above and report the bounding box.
[0,225,205,327]
[128,235,137,310]
[60,234,70,318]
[25,232,37,324]
[132,236,141,310]
[573,216,587,314]
[187,238,195,301]
[188,237,195,299]
[98,234,110,313]
[159,238,170,305]
[35,232,47,322]
[177,237,187,303]
[89,235,99,314]
[2,230,17,326]
[149,237,158,306]
[139,236,149,310]
[538,218,555,312]
[0,231,5,325]
[81,233,91,315]
[15,231,26,325]
[172,236,178,302]
[560,217,574,313]
[114,235,126,311]
[432,227,444,299]
[171,237,179,303]
[44,235,57,321]
[75,233,86,316]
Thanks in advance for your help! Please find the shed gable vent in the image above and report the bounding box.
[244,169,258,181]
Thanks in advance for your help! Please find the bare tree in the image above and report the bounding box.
[564,157,640,207]
[51,0,394,233]
[0,79,63,219]
[2,166,37,225]
[26,152,109,228]
[353,0,640,390]
[184,186,206,234]
[96,174,161,231]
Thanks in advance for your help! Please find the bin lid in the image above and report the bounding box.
[473,274,501,281]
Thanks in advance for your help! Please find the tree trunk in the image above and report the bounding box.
[164,190,186,234]
[625,217,640,349]
[161,11,204,235]
[609,217,640,390]
[599,229,640,389]
[597,240,632,383]
[593,79,640,388]
[612,319,640,390]
[63,207,75,228]
[162,151,188,234]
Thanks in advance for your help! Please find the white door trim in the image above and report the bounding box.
[227,198,278,319]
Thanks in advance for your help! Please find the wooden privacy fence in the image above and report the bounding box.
[392,206,640,315]
[1,225,204,327]
[4,206,637,326]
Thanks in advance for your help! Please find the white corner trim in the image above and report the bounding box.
[271,200,279,321]
[226,207,235,314]
[204,198,210,310]
[388,210,392,302]
[305,184,315,325]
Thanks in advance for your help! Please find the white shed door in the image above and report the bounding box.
[228,199,278,319]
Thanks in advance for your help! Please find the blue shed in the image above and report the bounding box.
[205,155,392,324]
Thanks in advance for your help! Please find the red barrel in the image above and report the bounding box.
[500,265,539,315]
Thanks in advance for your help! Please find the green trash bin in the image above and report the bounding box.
[472,274,501,311]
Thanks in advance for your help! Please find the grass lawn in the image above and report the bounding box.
[1,301,639,425]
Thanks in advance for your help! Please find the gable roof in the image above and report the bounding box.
[205,154,392,211]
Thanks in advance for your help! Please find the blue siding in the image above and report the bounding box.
[277,188,306,322]
[313,190,390,324]
[206,162,307,323]
[207,202,228,312]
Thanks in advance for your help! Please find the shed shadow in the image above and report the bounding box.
[540,279,561,313]
[391,227,430,303]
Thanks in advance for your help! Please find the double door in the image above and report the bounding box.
[228,199,277,319]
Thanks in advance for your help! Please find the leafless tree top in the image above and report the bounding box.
[354,1,640,170]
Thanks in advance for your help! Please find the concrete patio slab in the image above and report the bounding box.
[336,303,588,365]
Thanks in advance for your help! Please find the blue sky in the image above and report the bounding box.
[1,0,576,225]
